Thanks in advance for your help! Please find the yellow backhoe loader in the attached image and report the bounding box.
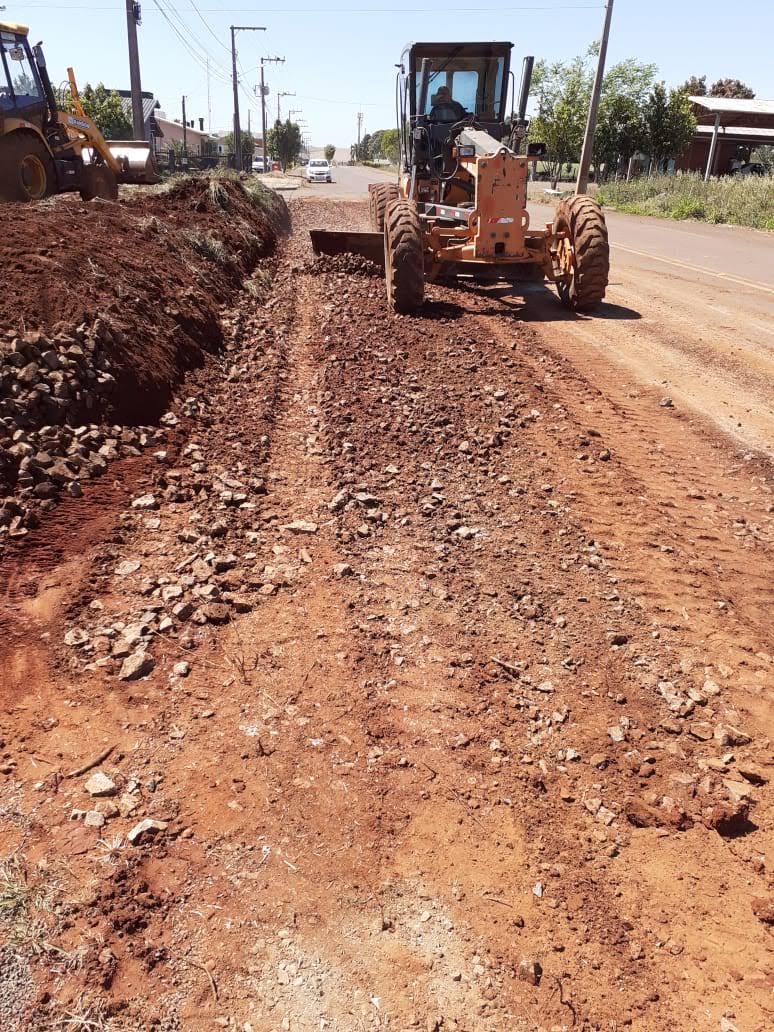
[0,20,158,202]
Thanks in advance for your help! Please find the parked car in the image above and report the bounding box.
[306,159,332,183]
[251,156,269,173]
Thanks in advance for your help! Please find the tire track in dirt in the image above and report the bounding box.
[466,287,773,732]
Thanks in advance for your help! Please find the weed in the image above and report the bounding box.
[182,228,230,267]
[0,856,61,957]
[597,171,773,231]
[225,622,259,685]
[245,267,273,301]
[50,995,114,1031]
[208,177,231,212]
[92,835,126,868]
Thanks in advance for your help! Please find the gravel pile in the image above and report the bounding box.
[0,322,161,543]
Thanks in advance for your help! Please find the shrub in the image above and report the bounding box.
[597,172,773,231]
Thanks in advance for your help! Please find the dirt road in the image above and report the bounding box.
[1,192,772,1032]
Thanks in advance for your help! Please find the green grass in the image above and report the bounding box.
[597,172,774,231]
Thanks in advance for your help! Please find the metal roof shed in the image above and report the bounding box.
[690,96,774,179]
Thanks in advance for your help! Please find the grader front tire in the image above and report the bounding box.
[384,199,424,315]
[371,182,399,232]
[553,195,609,311]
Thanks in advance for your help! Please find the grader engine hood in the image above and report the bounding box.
[456,135,530,260]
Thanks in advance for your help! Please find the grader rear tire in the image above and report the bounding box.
[0,133,55,202]
[371,182,399,232]
[80,164,118,202]
[553,194,609,311]
[384,199,424,315]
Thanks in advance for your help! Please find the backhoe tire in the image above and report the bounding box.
[80,164,118,202]
[371,182,399,232]
[384,199,424,315]
[553,194,609,311]
[0,133,55,202]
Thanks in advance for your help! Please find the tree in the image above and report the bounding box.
[594,94,646,179]
[324,144,336,162]
[351,131,371,163]
[592,58,656,179]
[681,75,707,96]
[529,48,655,186]
[58,82,133,140]
[224,129,255,167]
[267,119,301,171]
[380,128,400,163]
[529,52,591,187]
[709,78,755,99]
[368,129,384,160]
[752,145,773,174]
[643,83,696,171]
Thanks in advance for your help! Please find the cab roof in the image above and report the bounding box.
[0,22,29,35]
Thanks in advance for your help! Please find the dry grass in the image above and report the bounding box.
[182,228,230,267]
[0,855,61,957]
[597,172,774,230]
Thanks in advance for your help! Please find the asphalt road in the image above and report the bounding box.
[294,163,774,456]
[260,162,394,199]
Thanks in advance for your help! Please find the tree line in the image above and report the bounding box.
[527,49,757,185]
[351,128,400,164]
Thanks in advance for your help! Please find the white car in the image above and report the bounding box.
[306,159,332,183]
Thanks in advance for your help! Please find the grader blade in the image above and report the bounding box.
[310,230,385,267]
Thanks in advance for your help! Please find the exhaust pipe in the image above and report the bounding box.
[517,56,534,123]
[417,57,431,116]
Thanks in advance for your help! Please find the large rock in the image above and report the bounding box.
[127,818,168,846]
[84,771,117,797]
[118,649,155,681]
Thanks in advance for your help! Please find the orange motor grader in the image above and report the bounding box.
[311,41,609,315]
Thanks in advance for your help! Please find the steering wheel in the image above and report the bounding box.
[448,114,483,143]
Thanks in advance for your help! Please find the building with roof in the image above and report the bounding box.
[678,97,774,179]
[112,89,159,142]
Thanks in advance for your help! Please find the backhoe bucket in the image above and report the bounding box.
[108,141,160,185]
[310,229,385,267]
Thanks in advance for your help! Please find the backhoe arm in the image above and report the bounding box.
[62,67,122,175]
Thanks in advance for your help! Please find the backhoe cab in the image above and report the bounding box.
[311,40,610,315]
[0,21,157,203]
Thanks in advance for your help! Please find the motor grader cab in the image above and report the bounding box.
[0,21,158,202]
[311,40,609,315]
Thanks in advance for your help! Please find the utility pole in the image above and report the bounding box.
[260,56,284,173]
[181,95,187,160]
[576,0,615,194]
[278,90,295,124]
[356,110,363,160]
[206,57,212,134]
[125,0,145,140]
[230,25,266,171]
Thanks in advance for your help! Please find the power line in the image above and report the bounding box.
[158,0,232,76]
[188,0,231,54]
[150,0,231,82]
[20,3,607,12]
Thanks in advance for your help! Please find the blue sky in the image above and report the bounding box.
[5,1,773,147]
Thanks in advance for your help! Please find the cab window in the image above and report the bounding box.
[417,54,506,119]
[450,70,478,114]
[1,33,42,108]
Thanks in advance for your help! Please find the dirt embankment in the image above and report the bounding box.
[0,176,287,546]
